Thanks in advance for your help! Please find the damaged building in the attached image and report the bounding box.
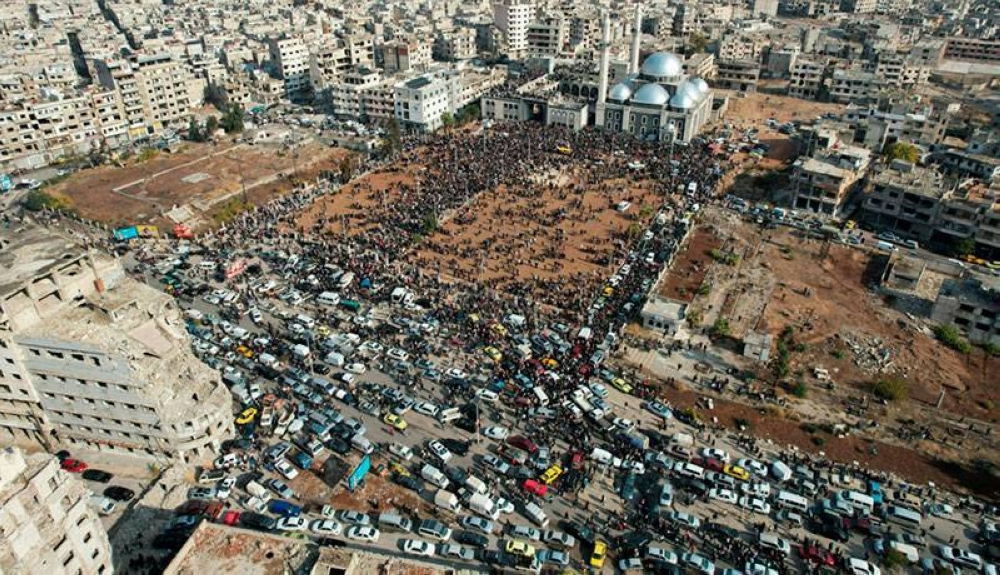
[0,219,232,462]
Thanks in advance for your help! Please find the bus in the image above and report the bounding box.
[339,299,361,312]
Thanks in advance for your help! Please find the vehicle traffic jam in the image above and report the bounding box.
[120,127,996,575]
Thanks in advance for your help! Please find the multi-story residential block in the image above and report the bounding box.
[268,37,310,97]
[395,68,504,132]
[0,221,233,462]
[569,12,601,52]
[716,60,760,92]
[94,54,195,138]
[383,39,433,74]
[526,17,566,59]
[940,150,1000,182]
[0,447,113,575]
[752,0,780,16]
[828,69,886,104]
[790,139,871,216]
[944,37,1000,63]
[493,0,534,59]
[860,160,945,241]
[436,28,478,61]
[788,58,825,100]
[932,278,1000,345]
[719,33,767,63]
[683,53,717,79]
[842,102,948,150]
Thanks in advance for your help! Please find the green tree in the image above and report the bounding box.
[22,190,70,211]
[383,117,402,153]
[710,318,730,338]
[204,115,219,137]
[933,324,973,354]
[422,213,438,234]
[873,377,908,401]
[187,117,204,142]
[951,237,976,257]
[687,32,708,54]
[627,222,642,239]
[220,104,245,134]
[440,112,455,130]
[883,141,920,164]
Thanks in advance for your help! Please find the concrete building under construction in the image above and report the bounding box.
[0,217,232,463]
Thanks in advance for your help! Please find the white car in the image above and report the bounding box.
[543,530,576,548]
[612,417,636,432]
[682,552,715,574]
[668,511,701,529]
[460,515,494,534]
[647,546,679,564]
[401,538,435,557]
[739,496,772,515]
[274,459,299,480]
[388,443,414,460]
[474,389,499,402]
[482,454,510,475]
[847,558,882,575]
[387,348,410,362]
[739,481,771,498]
[346,525,380,542]
[338,510,371,526]
[589,383,609,398]
[427,440,453,463]
[509,524,541,541]
[736,458,768,478]
[496,497,515,515]
[482,426,510,440]
[437,544,476,560]
[345,363,367,374]
[309,519,342,535]
[413,401,439,417]
[216,476,236,499]
[700,447,731,463]
[445,367,467,379]
[938,546,983,570]
[276,516,307,531]
[708,488,738,504]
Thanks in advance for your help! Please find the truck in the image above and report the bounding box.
[434,489,461,513]
[468,493,499,520]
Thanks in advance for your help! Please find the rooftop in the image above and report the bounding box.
[0,218,84,298]
[164,523,315,575]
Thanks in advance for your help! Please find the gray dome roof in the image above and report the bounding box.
[677,80,703,102]
[632,83,670,106]
[691,77,709,95]
[640,52,682,79]
[670,90,696,109]
[608,82,633,102]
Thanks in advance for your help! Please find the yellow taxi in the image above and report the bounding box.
[540,464,564,485]
[483,346,502,362]
[236,345,254,359]
[315,324,332,337]
[611,377,634,394]
[383,413,408,430]
[489,322,508,337]
[555,144,572,155]
[390,462,411,477]
[844,219,856,230]
[541,357,558,369]
[602,285,614,297]
[505,539,536,558]
[590,540,608,568]
[235,407,257,425]
[723,464,751,481]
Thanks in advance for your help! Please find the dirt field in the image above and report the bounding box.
[297,166,420,239]
[48,140,347,230]
[656,229,722,303]
[721,91,845,125]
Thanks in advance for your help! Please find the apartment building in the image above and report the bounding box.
[94,54,194,138]
[874,52,929,88]
[719,33,767,62]
[383,40,433,74]
[493,0,534,59]
[944,37,1000,63]
[940,150,1000,182]
[842,103,947,149]
[788,58,825,100]
[0,447,113,575]
[828,69,886,104]
[436,28,478,61]
[859,161,945,242]
[395,68,504,132]
[268,37,310,97]
[752,0,780,16]
[716,60,760,92]
[0,221,233,462]
[526,17,566,59]
[327,68,395,121]
[569,13,601,52]
[791,141,871,216]
[932,278,1000,345]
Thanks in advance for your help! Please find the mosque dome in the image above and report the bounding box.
[631,83,670,106]
[691,77,710,95]
[640,52,683,79]
[669,89,697,109]
[608,82,634,102]
[677,80,703,102]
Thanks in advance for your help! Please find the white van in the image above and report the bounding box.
[324,352,345,367]
[465,475,488,495]
[351,434,373,455]
[884,505,922,528]
[838,490,875,515]
[770,460,793,482]
[316,291,340,306]
[590,447,614,465]
[294,314,316,330]
[421,464,450,489]
[532,387,550,407]
[888,541,919,563]
[90,496,116,515]
[523,501,550,527]
[775,490,810,512]
[674,462,705,479]
[338,272,355,289]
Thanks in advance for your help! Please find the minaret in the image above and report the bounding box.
[595,11,611,127]
[630,4,643,74]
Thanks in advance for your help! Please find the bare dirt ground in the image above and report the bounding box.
[721,91,845,125]
[656,229,722,303]
[48,140,347,230]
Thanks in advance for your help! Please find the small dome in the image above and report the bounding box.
[677,80,702,102]
[640,52,682,79]
[670,90,696,109]
[691,77,710,95]
[632,83,670,106]
[608,82,633,102]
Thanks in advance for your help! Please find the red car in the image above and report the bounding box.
[798,544,836,566]
[523,479,548,497]
[220,510,241,526]
[696,457,724,472]
[507,435,538,454]
[60,458,88,473]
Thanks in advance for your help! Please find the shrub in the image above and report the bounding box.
[882,549,908,570]
[22,190,71,212]
[832,349,845,360]
[792,382,808,398]
[710,318,731,338]
[873,378,908,401]
[811,436,825,446]
[933,324,972,354]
